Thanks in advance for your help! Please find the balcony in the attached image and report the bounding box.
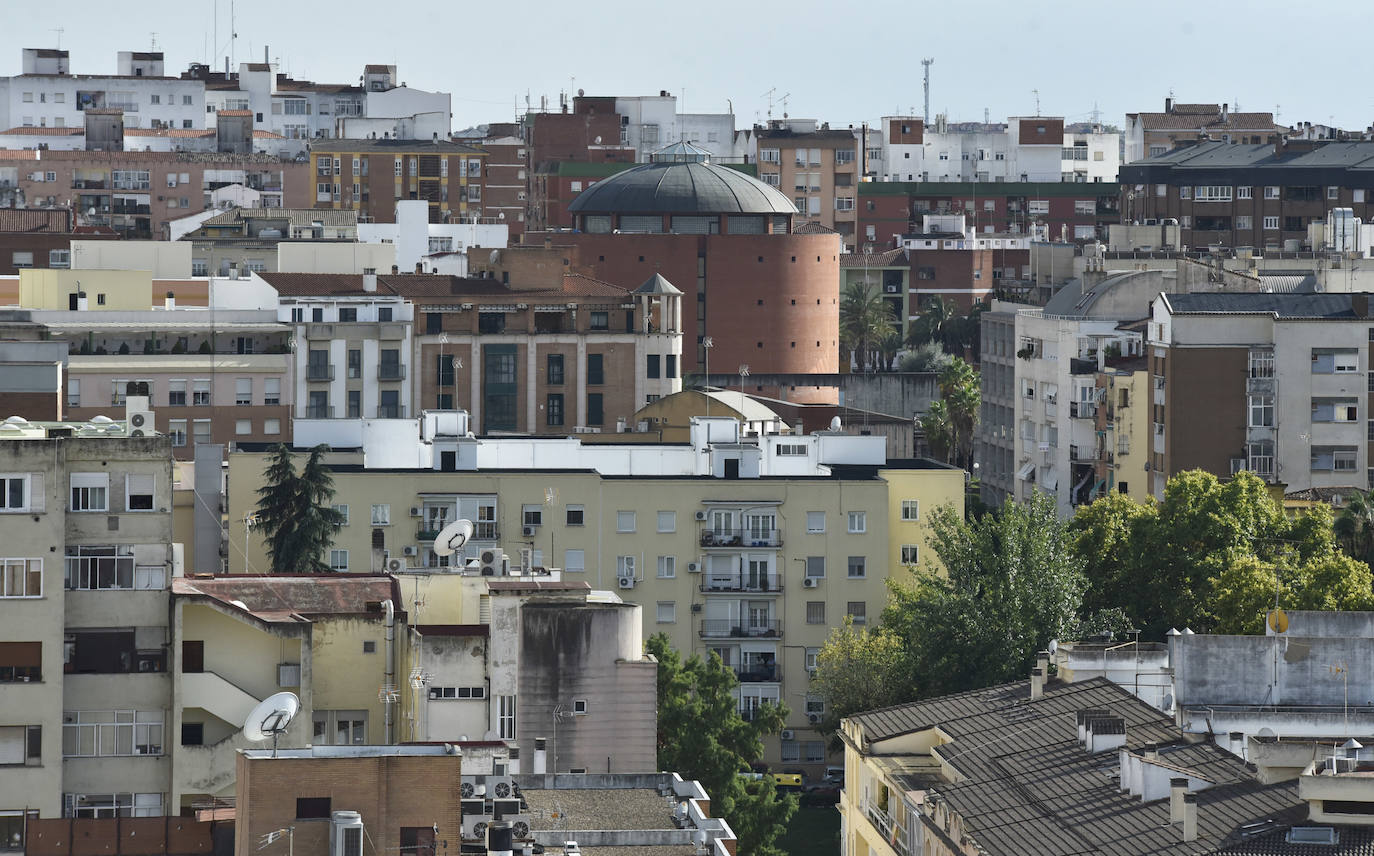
[700,619,781,639]
[72,179,108,190]
[1070,401,1097,419]
[306,366,334,381]
[700,528,783,549]
[377,406,407,419]
[378,364,406,381]
[305,405,334,419]
[700,575,783,594]
[733,663,781,683]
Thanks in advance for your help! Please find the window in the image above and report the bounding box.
[333,504,349,526]
[193,420,211,446]
[547,354,565,385]
[1265,186,1280,199]
[847,556,866,578]
[264,418,281,435]
[0,642,41,682]
[566,505,585,526]
[1236,215,1252,230]
[1248,394,1274,428]
[847,602,867,625]
[901,544,919,564]
[1336,352,1360,374]
[656,602,676,623]
[371,504,391,525]
[330,550,348,572]
[64,546,134,590]
[0,725,42,766]
[587,353,604,384]
[587,393,603,426]
[70,473,108,512]
[656,555,676,578]
[1237,185,1253,199]
[847,511,866,533]
[564,549,585,572]
[1263,216,1279,230]
[546,394,564,427]
[617,555,636,578]
[167,420,187,447]
[1194,185,1232,202]
[296,798,331,820]
[590,312,609,332]
[125,474,154,511]
[616,511,636,532]
[806,602,825,624]
[806,556,825,578]
[1,560,42,598]
[901,500,919,521]
[776,443,807,456]
[0,475,29,512]
[498,695,516,739]
[192,379,210,406]
[647,354,660,379]
[806,511,825,533]
[62,710,163,757]
[657,511,676,533]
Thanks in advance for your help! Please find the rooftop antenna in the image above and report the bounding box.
[243,691,300,758]
[150,33,158,52]
[702,336,714,418]
[921,58,934,124]
[51,27,64,50]
[1032,89,1041,117]
[1091,102,1101,126]
[780,93,791,119]
[761,88,776,120]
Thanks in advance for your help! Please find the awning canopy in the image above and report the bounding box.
[1017,461,1036,481]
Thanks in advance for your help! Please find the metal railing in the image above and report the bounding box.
[700,619,781,638]
[378,364,406,381]
[306,366,334,381]
[732,663,781,683]
[700,576,783,594]
[700,528,783,548]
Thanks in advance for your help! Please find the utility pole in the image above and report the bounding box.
[921,58,934,124]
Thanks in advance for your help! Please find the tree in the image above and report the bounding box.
[812,618,912,746]
[839,282,897,372]
[899,342,953,374]
[254,444,346,574]
[1334,490,1374,565]
[645,634,796,856]
[918,400,953,464]
[883,493,1086,698]
[906,296,954,352]
[938,358,981,468]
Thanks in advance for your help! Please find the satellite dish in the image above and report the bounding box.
[243,691,300,755]
[433,518,474,557]
[1268,609,1289,634]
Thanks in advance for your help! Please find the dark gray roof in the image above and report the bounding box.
[1219,826,1374,855]
[567,161,797,215]
[1161,293,1359,318]
[849,678,1308,856]
[633,273,682,295]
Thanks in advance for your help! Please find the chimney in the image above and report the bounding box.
[507,747,520,775]
[1181,793,1197,842]
[532,737,547,774]
[363,273,377,293]
[486,821,514,856]
[1169,777,1188,823]
[1142,742,1159,760]
[1165,96,1174,113]
[391,264,400,275]
[1030,667,1045,700]
[415,262,424,274]
[1228,731,1244,759]
[1220,103,1229,123]
[1036,649,1050,675]
[264,46,269,64]
[165,290,175,310]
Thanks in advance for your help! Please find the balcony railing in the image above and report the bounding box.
[306,366,334,381]
[700,528,783,549]
[305,405,334,419]
[377,406,407,419]
[378,364,406,381]
[700,576,783,594]
[1070,401,1096,419]
[700,620,781,639]
[732,663,781,683]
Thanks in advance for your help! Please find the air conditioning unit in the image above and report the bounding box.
[127,411,154,436]
[385,557,405,573]
[409,506,423,517]
[802,577,819,588]
[618,576,636,589]
[402,546,418,557]
[480,548,504,576]
[694,510,708,521]
[687,562,700,573]
[459,780,484,799]
[807,712,823,725]
[488,777,515,800]
[780,729,795,741]
[522,525,536,537]
[461,815,493,841]
[883,283,900,294]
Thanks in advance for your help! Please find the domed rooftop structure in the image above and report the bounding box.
[569,142,797,217]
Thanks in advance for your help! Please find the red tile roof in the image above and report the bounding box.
[261,271,630,301]
[171,574,401,622]
[216,109,253,117]
[1130,110,1284,132]
[125,128,215,138]
[0,209,72,233]
[0,126,84,135]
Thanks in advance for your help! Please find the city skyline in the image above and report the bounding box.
[8,0,1370,135]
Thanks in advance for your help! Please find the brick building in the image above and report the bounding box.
[0,208,116,274]
[755,120,861,248]
[308,139,488,225]
[1125,98,1284,162]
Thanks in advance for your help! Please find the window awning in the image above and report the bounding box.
[1017,461,1036,481]
[1045,473,1059,491]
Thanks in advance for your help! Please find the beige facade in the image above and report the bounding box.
[756,123,860,249]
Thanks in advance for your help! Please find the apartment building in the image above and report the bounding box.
[858,179,1121,250]
[475,123,527,238]
[0,406,176,834]
[308,138,488,225]
[840,249,908,337]
[1119,139,1374,252]
[896,215,1031,311]
[0,148,306,238]
[356,200,508,277]
[755,120,861,248]
[977,303,1018,507]
[0,49,205,134]
[0,208,115,275]
[1149,292,1374,498]
[226,412,964,771]
[1125,98,1284,162]
[614,92,743,163]
[876,114,1120,184]
[1092,354,1152,504]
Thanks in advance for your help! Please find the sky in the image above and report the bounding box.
[7,0,1372,134]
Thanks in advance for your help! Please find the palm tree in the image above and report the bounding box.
[907,296,955,352]
[840,282,897,372]
[255,444,347,574]
[920,400,954,464]
[1335,490,1374,564]
[938,359,982,468]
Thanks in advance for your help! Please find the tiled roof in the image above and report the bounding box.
[309,138,485,154]
[1132,109,1283,132]
[257,272,386,296]
[171,574,400,622]
[850,678,1307,856]
[560,273,630,297]
[0,126,84,135]
[841,249,907,267]
[261,272,627,301]
[793,220,838,234]
[125,128,215,138]
[1218,826,1374,854]
[0,209,71,233]
[216,109,253,117]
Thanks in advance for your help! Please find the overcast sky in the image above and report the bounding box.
[9,0,1371,134]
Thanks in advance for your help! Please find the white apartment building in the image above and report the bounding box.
[0,403,178,832]
[357,200,509,277]
[878,115,1119,183]
[614,94,743,162]
[0,49,206,134]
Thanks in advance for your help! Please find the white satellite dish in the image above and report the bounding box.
[433,518,474,557]
[244,691,300,756]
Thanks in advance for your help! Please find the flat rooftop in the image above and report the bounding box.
[523,789,675,832]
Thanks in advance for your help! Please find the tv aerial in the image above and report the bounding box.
[243,691,300,757]
[433,518,474,557]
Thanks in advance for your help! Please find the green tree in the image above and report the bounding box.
[812,618,912,744]
[918,399,953,464]
[906,296,954,351]
[254,444,346,574]
[938,358,981,468]
[898,342,953,374]
[884,493,1086,698]
[1334,490,1374,565]
[645,634,796,856]
[840,282,897,372]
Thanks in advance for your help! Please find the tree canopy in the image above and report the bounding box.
[839,281,898,372]
[254,444,346,574]
[645,634,795,856]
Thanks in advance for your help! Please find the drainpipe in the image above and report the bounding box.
[384,599,395,743]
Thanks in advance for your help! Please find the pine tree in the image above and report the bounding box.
[254,444,346,574]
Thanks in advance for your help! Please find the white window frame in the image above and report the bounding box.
[1263,216,1279,230]
[1264,186,1280,199]
[564,549,585,573]
[616,510,636,533]
[657,510,676,533]
[0,474,29,512]
[900,500,919,521]
[371,504,391,525]
[901,544,919,564]
[0,558,43,597]
[330,550,348,572]
[656,601,676,623]
[847,556,866,579]
[1236,186,1253,199]
[497,695,516,739]
[70,473,109,512]
[616,555,636,578]
[124,474,154,512]
[847,511,866,533]
[657,555,676,578]
[806,511,825,533]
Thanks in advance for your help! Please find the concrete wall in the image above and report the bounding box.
[1173,632,1374,707]
[71,240,192,277]
[277,242,395,275]
[703,371,940,420]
